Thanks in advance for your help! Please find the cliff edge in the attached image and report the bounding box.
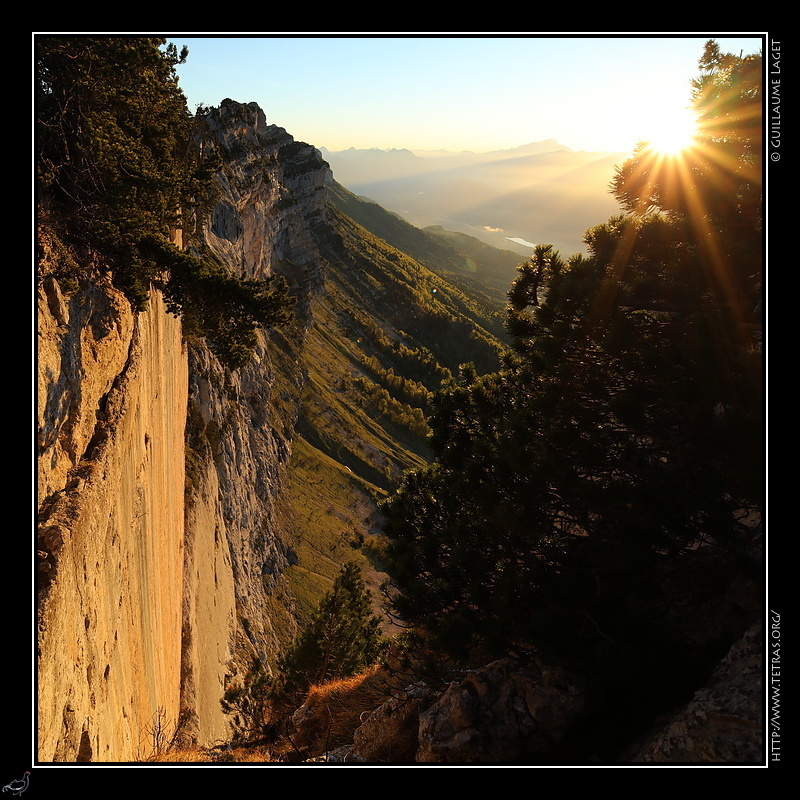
[36,100,332,761]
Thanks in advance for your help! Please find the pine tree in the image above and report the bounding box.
[276,563,387,700]
[36,36,295,368]
[36,37,201,306]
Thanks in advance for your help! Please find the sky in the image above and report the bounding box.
[166,33,765,155]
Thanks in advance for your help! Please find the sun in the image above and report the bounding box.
[645,106,700,156]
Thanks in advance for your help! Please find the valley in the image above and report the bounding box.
[321,142,629,257]
[36,92,516,762]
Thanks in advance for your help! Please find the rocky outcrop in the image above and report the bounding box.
[628,622,763,764]
[414,658,587,763]
[201,100,327,295]
[176,101,332,746]
[36,100,334,760]
[351,683,433,763]
[310,623,762,765]
[330,658,587,764]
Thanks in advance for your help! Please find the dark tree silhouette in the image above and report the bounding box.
[382,41,763,669]
[36,36,294,368]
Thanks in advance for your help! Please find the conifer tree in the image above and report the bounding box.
[37,37,201,305]
[36,36,295,369]
[276,562,386,700]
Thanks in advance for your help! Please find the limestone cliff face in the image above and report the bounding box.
[36,100,333,760]
[178,101,330,747]
[37,274,187,762]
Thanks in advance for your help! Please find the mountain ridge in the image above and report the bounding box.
[320,138,575,161]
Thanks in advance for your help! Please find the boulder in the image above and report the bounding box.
[628,622,763,763]
[414,657,586,764]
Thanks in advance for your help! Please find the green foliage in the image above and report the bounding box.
[505,244,565,342]
[221,567,385,738]
[348,311,452,392]
[37,37,197,302]
[36,36,293,368]
[327,205,504,378]
[353,372,430,438]
[358,357,432,409]
[327,179,519,309]
[221,658,271,740]
[275,562,387,702]
[140,235,294,370]
[382,41,762,668]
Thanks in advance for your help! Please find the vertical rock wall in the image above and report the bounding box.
[177,101,331,744]
[37,277,188,762]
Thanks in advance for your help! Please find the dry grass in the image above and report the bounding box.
[290,665,392,757]
[144,749,215,763]
[145,746,280,763]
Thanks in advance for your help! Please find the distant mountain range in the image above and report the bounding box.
[320,140,630,257]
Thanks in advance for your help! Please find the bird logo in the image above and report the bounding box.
[2,772,29,796]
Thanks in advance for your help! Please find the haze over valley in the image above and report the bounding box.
[321,140,629,257]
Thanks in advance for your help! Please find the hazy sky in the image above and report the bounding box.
[167,34,765,155]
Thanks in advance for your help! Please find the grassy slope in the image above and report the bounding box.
[281,198,512,627]
[326,180,522,343]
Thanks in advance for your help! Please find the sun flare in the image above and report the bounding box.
[645,107,700,156]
